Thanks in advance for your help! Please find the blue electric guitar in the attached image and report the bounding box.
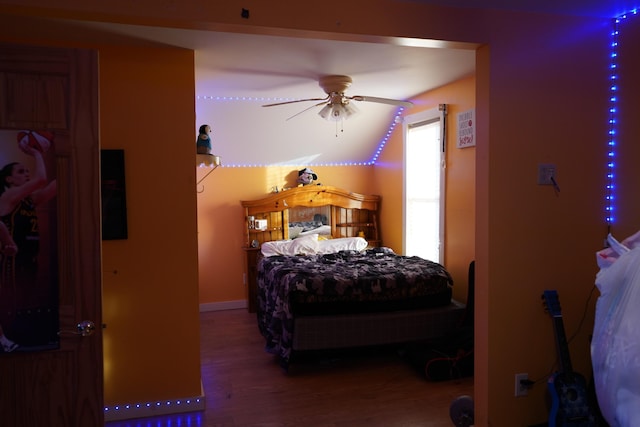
[542,290,596,427]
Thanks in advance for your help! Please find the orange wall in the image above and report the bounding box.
[98,46,202,404]
[1,2,629,425]
[475,17,609,425]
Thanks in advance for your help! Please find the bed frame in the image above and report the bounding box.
[241,185,466,357]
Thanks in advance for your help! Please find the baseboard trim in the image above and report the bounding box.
[104,382,206,422]
[199,299,247,312]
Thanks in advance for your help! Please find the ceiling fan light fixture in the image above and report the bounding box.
[318,104,332,120]
[343,102,359,118]
[318,102,359,122]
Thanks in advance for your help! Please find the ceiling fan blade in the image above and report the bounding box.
[262,96,328,107]
[285,101,329,121]
[350,95,413,109]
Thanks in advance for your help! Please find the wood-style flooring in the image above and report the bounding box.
[106,308,474,427]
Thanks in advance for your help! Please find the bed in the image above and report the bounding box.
[241,185,466,368]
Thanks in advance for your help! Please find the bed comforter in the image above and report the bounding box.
[256,247,454,365]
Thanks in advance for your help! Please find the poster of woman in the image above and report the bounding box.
[0,129,58,353]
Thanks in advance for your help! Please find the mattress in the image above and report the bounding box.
[256,247,454,365]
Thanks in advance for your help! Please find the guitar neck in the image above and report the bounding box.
[552,314,574,375]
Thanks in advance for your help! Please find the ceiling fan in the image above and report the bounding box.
[262,75,413,121]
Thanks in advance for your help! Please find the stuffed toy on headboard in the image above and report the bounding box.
[297,167,318,186]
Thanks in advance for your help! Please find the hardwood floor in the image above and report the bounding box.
[107,309,473,427]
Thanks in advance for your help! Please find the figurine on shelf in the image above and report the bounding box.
[297,167,318,186]
[196,124,212,155]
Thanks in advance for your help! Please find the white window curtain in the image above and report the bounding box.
[403,105,446,262]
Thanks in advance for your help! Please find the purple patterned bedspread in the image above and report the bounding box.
[256,247,453,365]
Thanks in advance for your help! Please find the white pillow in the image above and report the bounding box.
[316,237,368,254]
[288,234,319,255]
[260,239,293,257]
[260,234,319,257]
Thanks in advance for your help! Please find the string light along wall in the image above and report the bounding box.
[608,9,638,226]
[104,396,205,422]
[607,16,620,225]
[196,95,407,167]
[369,108,406,164]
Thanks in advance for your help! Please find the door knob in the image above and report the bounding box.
[58,320,97,337]
[76,320,96,336]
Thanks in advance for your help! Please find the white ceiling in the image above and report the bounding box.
[8,0,638,166]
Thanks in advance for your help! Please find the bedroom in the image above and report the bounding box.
[2,1,640,426]
[196,77,477,312]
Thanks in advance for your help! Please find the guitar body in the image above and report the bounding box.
[548,371,596,427]
[543,290,597,427]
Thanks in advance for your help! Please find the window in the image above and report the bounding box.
[403,106,445,262]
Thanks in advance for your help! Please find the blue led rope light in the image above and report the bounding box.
[607,11,634,224]
[196,95,408,167]
[369,108,407,164]
[607,16,620,225]
[608,9,639,225]
[104,397,204,422]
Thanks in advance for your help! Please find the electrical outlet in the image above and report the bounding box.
[537,163,557,185]
[515,373,529,397]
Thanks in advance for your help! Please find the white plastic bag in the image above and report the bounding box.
[592,232,640,427]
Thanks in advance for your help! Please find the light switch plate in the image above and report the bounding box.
[538,164,556,185]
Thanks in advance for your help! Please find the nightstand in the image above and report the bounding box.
[242,247,260,313]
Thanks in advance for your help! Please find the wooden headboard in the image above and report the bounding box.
[241,185,381,247]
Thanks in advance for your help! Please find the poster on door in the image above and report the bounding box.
[0,129,59,354]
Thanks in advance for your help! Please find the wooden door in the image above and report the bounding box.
[0,44,103,426]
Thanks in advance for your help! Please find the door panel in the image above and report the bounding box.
[0,44,102,427]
